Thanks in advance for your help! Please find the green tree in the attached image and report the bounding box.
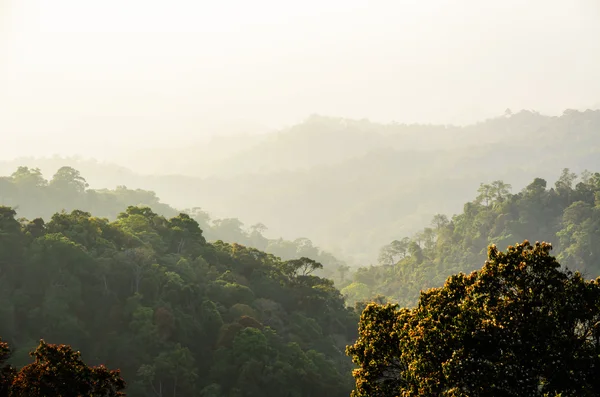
[0,207,24,275]
[430,214,449,230]
[555,168,577,193]
[49,166,89,194]
[378,238,410,266]
[476,183,492,207]
[347,241,600,397]
[168,213,206,255]
[490,180,512,203]
[282,257,324,278]
[10,167,47,189]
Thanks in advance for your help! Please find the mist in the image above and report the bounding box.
[4,2,600,395]
[2,0,600,170]
[2,0,600,263]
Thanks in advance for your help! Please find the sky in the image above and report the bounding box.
[1,0,600,162]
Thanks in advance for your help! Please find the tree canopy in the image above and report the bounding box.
[347,241,600,396]
[0,338,126,397]
[0,204,357,396]
[0,166,349,283]
[5,162,600,395]
[342,169,600,307]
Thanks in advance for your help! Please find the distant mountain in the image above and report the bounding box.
[3,109,600,265]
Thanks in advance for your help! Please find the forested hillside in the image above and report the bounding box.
[0,166,348,283]
[0,205,357,396]
[4,109,600,265]
[4,158,600,395]
[347,241,600,396]
[4,0,600,393]
[341,169,600,307]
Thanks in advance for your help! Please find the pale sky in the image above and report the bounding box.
[1,0,599,162]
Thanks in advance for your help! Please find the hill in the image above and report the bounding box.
[3,109,600,265]
[0,166,348,283]
[341,168,600,307]
[0,205,358,397]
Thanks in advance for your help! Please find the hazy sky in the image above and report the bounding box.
[1,0,599,161]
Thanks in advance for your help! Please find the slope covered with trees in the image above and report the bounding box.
[0,205,358,396]
[342,169,600,307]
[0,166,349,283]
[347,241,600,396]
[5,109,600,265]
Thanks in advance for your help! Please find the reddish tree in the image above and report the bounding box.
[7,340,126,397]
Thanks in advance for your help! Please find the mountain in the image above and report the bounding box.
[341,168,600,307]
[3,109,600,265]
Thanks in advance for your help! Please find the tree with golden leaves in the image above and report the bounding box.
[347,241,600,397]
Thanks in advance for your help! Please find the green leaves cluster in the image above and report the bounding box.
[0,205,357,396]
[347,241,600,396]
[345,169,600,307]
[0,166,350,284]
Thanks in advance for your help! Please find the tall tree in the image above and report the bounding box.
[347,241,600,397]
[49,166,89,194]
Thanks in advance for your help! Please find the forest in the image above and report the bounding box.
[0,203,358,396]
[4,109,600,265]
[348,241,600,396]
[4,0,600,393]
[0,165,349,284]
[340,168,600,307]
[2,160,600,395]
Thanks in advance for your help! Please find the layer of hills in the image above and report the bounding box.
[2,109,600,267]
[341,168,600,307]
[0,205,357,397]
[0,166,348,284]
[4,163,600,395]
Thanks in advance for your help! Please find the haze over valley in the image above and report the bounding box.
[3,110,600,265]
[2,1,600,396]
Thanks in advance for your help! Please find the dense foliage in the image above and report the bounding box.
[4,109,600,395]
[0,338,126,396]
[343,169,600,307]
[0,205,357,396]
[0,165,177,221]
[347,241,600,396]
[0,166,348,283]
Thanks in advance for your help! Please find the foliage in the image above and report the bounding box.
[0,338,125,396]
[350,169,600,307]
[0,167,350,284]
[0,203,357,396]
[347,241,600,396]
